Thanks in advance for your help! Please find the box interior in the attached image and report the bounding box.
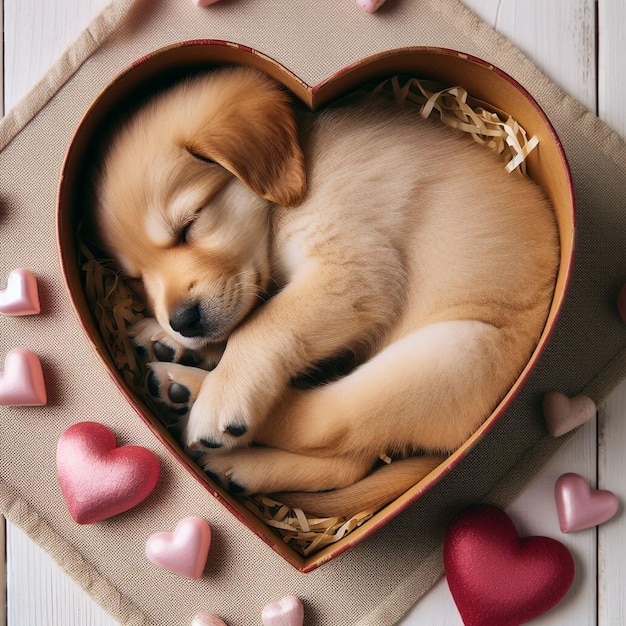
[57,42,575,572]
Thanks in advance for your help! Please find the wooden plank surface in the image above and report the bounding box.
[1,0,625,624]
[598,0,626,136]
[6,524,117,626]
[598,381,626,626]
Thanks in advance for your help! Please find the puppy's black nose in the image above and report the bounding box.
[170,304,203,337]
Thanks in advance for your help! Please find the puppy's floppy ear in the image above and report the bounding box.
[186,73,307,206]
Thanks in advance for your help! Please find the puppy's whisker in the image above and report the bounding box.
[233,281,270,299]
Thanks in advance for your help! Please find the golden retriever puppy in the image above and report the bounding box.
[94,67,558,517]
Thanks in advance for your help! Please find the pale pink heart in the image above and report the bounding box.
[56,421,160,524]
[262,596,304,626]
[146,516,212,579]
[542,391,596,437]
[356,0,387,12]
[0,268,40,316]
[0,348,47,406]
[555,473,619,533]
[191,613,227,626]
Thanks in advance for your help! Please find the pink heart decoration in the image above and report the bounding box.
[0,268,40,316]
[262,596,304,626]
[542,391,596,437]
[356,0,388,12]
[0,348,47,406]
[145,516,212,579]
[444,505,575,626]
[191,613,227,626]
[56,422,160,524]
[555,473,619,533]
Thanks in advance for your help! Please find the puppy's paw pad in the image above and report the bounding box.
[145,361,208,417]
[168,382,191,404]
[152,340,176,363]
[225,423,248,438]
[129,318,211,368]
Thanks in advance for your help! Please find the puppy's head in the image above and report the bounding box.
[95,68,306,348]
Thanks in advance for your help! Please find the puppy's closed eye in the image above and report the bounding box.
[186,145,218,166]
[177,207,207,245]
[178,220,195,245]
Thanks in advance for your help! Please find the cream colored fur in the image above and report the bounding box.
[95,67,558,518]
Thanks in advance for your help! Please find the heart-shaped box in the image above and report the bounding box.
[57,41,575,572]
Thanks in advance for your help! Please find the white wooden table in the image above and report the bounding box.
[1,1,625,624]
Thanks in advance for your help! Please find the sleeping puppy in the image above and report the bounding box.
[94,67,558,517]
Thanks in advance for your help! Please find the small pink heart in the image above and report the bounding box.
[542,391,596,437]
[0,348,47,406]
[262,596,304,626]
[0,268,40,316]
[146,516,212,579]
[555,473,619,533]
[191,613,227,626]
[57,422,160,524]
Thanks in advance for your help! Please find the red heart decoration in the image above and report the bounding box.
[444,505,575,626]
[57,421,160,524]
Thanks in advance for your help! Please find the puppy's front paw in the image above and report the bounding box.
[184,367,270,451]
[129,318,224,369]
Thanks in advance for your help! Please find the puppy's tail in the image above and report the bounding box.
[274,455,445,519]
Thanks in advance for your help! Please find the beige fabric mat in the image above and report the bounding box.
[1,1,625,624]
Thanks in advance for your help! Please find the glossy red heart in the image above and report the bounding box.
[444,505,575,626]
[57,421,160,524]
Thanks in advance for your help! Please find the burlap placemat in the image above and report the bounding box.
[1,1,625,624]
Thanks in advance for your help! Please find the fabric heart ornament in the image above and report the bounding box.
[145,516,212,579]
[555,472,619,533]
[0,348,47,406]
[444,505,575,626]
[542,391,596,437]
[0,268,40,316]
[57,422,160,524]
[261,596,304,626]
